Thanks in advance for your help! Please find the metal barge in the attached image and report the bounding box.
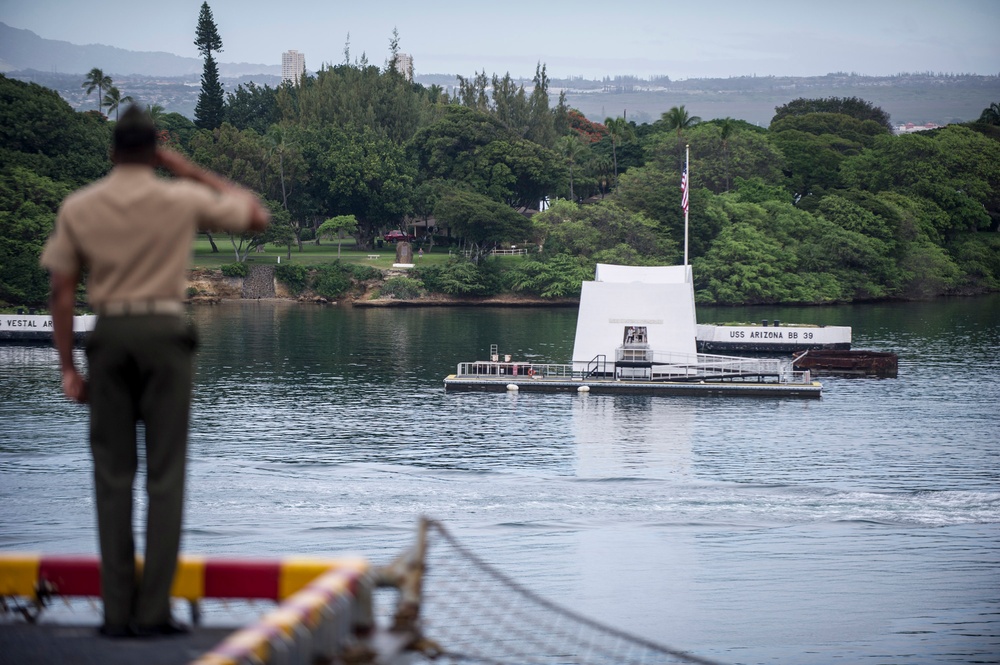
[793,349,898,378]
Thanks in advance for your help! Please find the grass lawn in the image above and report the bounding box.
[192,238,464,269]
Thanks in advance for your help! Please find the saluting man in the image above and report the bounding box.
[40,105,269,638]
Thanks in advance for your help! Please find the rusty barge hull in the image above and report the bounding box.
[793,350,898,378]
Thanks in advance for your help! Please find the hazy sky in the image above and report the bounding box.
[2,0,998,79]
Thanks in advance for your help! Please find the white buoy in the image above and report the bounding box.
[578,386,590,393]
[506,384,519,391]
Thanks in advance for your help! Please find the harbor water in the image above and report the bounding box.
[1,295,998,664]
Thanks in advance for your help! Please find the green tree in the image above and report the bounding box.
[0,167,71,305]
[82,68,113,114]
[651,121,784,196]
[194,3,225,130]
[195,53,225,130]
[0,75,111,187]
[102,86,134,121]
[526,63,556,148]
[433,189,530,262]
[533,199,677,264]
[194,1,223,56]
[491,72,530,136]
[978,102,1000,125]
[318,215,358,256]
[841,126,1000,240]
[557,134,588,201]
[768,112,887,204]
[602,116,634,184]
[407,106,564,208]
[293,124,413,248]
[224,82,281,134]
[772,96,893,133]
[146,104,165,125]
[659,105,701,165]
[156,111,198,147]
[262,201,296,259]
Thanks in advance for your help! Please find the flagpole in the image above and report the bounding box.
[683,144,690,266]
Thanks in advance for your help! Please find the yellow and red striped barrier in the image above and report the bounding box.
[191,566,365,665]
[1,552,375,665]
[0,552,370,603]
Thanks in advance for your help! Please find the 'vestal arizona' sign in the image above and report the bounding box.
[0,314,96,342]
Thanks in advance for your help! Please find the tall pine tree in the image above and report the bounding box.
[194,2,224,129]
[195,53,224,130]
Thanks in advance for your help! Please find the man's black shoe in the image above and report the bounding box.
[98,623,134,638]
[132,618,191,638]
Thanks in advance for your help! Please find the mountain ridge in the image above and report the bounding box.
[3,22,997,126]
[0,22,279,77]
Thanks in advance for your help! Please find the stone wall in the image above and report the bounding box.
[241,265,276,299]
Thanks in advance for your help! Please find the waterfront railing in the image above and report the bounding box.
[455,350,811,385]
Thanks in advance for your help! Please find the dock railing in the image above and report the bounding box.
[456,361,575,380]
[456,351,812,385]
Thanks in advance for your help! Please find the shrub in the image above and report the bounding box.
[275,263,309,294]
[413,258,501,296]
[348,263,382,282]
[505,254,593,298]
[313,263,352,298]
[377,276,424,300]
[220,262,248,278]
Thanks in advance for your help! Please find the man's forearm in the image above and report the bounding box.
[50,271,87,403]
[50,272,78,371]
[156,148,236,194]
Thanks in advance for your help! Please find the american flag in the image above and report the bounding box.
[681,166,689,213]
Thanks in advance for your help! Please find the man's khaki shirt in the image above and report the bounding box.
[40,165,253,308]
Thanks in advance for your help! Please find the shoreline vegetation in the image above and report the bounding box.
[4,36,1000,312]
[181,261,992,311]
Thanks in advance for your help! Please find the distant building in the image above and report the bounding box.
[895,121,943,134]
[282,50,306,85]
[394,52,413,81]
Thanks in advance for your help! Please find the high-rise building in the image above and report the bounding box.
[395,53,413,81]
[282,50,306,85]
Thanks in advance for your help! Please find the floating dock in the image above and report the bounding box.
[444,355,822,399]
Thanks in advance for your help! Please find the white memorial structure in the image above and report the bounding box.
[571,264,697,374]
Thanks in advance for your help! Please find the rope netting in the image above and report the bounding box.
[412,520,722,665]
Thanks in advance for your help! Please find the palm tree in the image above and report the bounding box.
[592,155,614,198]
[603,116,634,185]
[557,135,588,202]
[661,105,701,165]
[146,104,166,126]
[979,102,1000,125]
[82,68,113,114]
[103,87,134,121]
